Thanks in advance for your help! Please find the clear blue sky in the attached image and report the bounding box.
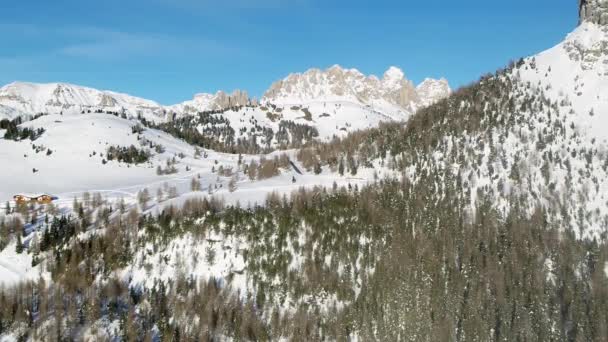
[0,0,577,105]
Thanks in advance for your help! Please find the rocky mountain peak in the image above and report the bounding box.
[262,65,449,112]
[580,0,608,25]
[383,66,405,82]
[416,78,451,107]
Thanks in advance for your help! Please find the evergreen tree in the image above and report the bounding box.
[138,189,151,210]
[15,235,24,254]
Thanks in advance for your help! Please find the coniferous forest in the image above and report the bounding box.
[1,177,606,341]
[2,6,608,339]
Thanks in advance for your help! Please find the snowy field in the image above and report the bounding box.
[0,112,387,287]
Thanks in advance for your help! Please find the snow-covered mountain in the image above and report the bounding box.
[337,5,608,239]
[0,67,450,148]
[0,66,449,125]
[520,17,608,142]
[262,65,451,113]
[416,77,451,107]
[2,2,608,341]
[0,82,168,121]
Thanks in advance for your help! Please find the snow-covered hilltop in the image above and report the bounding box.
[262,65,450,113]
[0,82,168,121]
[517,1,608,143]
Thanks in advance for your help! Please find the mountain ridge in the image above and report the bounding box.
[262,65,450,113]
[0,65,450,122]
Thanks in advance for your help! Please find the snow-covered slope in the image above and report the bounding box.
[0,112,375,287]
[0,65,450,140]
[0,82,168,121]
[262,65,451,114]
[377,17,608,239]
[197,100,407,148]
[0,113,201,203]
[518,21,608,141]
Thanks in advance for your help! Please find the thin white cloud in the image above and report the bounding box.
[59,30,238,60]
[153,0,309,10]
[0,24,242,62]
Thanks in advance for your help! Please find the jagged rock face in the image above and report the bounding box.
[416,78,451,107]
[212,90,253,109]
[580,0,608,25]
[263,65,450,112]
[564,2,608,71]
[173,89,256,114]
[99,94,118,107]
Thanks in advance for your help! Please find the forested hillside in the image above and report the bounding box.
[2,2,608,341]
[1,177,606,341]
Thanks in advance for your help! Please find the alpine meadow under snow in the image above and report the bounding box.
[1,1,608,341]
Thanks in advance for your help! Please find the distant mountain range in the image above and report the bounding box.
[0,66,450,121]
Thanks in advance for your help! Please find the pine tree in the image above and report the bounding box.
[229,176,238,193]
[348,154,358,175]
[314,163,322,175]
[15,235,24,254]
[72,197,80,212]
[138,189,150,210]
[119,198,126,213]
[190,177,201,191]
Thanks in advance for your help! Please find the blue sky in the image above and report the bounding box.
[0,0,576,105]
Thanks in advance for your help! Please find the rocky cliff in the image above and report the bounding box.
[262,65,450,112]
[580,0,608,25]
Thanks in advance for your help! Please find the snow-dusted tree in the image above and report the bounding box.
[137,188,151,209]
[156,187,164,202]
[92,192,103,208]
[72,197,80,212]
[248,160,258,180]
[205,245,216,265]
[168,186,178,199]
[15,234,24,254]
[190,177,201,191]
[118,197,126,214]
[83,191,91,209]
[228,175,238,192]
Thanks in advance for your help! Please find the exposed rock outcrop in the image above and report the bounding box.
[262,65,450,112]
[565,1,608,71]
[171,90,256,114]
[580,0,608,25]
[212,90,254,109]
